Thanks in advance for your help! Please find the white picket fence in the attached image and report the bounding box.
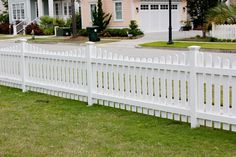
[1,39,236,132]
[211,23,236,40]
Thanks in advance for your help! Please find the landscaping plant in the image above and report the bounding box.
[128,20,144,37]
[187,0,222,37]
[92,0,112,32]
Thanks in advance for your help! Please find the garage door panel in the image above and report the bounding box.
[140,3,181,33]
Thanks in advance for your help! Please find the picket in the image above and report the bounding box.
[211,23,236,40]
[1,39,236,132]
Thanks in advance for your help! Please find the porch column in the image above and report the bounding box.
[48,0,54,17]
[37,0,43,17]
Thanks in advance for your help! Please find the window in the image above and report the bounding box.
[151,5,158,10]
[140,4,149,10]
[55,3,59,15]
[68,4,72,15]
[64,3,68,15]
[115,2,122,20]
[160,5,168,10]
[172,5,178,10]
[12,3,25,20]
[90,4,96,20]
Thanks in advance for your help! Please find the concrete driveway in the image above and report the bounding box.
[99,30,202,48]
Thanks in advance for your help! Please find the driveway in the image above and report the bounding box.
[99,30,202,48]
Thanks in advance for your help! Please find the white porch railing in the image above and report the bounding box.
[1,40,236,132]
[13,18,39,36]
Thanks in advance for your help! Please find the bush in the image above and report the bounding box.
[78,29,88,36]
[209,37,218,42]
[39,16,54,35]
[102,28,129,37]
[53,18,65,27]
[25,23,44,35]
[128,20,143,36]
[0,12,9,24]
[0,23,11,34]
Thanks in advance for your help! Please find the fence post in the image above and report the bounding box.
[13,24,17,36]
[20,38,28,92]
[86,41,95,106]
[188,46,201,128]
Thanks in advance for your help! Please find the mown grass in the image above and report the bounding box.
[27,36,120,44]
[140,41,236,50]
[0,85,236,157]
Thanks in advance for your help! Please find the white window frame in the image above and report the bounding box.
[12,2,25,21]
[114,1,123,21]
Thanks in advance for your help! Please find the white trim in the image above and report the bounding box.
[11,2,26,21]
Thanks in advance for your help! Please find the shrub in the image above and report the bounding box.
[0,23,11,34]
[102,28,130,37]
[196,35,201,38]
[227,39,232,42]
[209,37,218,42]
[92,0,112,32]
[78,29,88,36]
[0,12,9,24]
[109,28,128,37]
[128,20,143,36]
[25,23,44,35]
[43,28,54,35]
[53,18,65,27]
[39,16,54,35]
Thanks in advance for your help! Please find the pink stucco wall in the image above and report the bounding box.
[81,0,187,29]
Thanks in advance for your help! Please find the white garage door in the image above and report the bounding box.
[140,3,181,33]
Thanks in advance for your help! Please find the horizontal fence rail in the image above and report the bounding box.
[1,39,236,132]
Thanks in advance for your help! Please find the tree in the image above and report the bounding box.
[187,0,222,37]
[207,4,236,25]
[71,0,77,37]
[92,0,112,32]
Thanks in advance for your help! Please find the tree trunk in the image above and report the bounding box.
[71,0,77,37]
[202,23,206,38]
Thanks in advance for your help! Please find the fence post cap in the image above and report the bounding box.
[188,46,201,51]
[86,41,95,45]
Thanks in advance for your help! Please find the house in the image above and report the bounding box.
[8,0,80,24]
[80,0,188,33]
[0,0,6,13]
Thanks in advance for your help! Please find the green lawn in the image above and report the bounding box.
[0,85,236,157]
[27,36,121,44]
[140,41,236,50]
[0,34,16,40]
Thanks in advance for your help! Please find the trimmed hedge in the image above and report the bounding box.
[102,28,130,37]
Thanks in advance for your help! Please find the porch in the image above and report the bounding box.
[36,0,75,20]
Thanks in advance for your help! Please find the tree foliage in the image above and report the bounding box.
[92,0,112,32]
[207,4,236,25]
[187,0,222,26]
